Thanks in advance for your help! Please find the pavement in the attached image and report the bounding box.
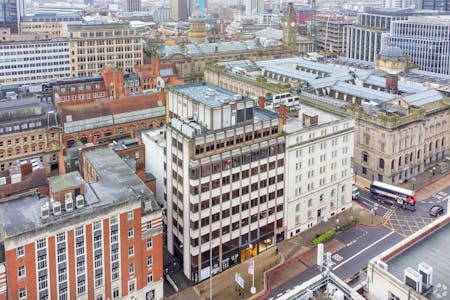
[165,160,450,300]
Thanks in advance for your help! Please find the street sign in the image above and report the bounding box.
[235,272,244,289]
[248,260,254,275]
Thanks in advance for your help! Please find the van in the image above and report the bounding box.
[352,184,359,200]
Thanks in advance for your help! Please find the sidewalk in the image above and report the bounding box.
[166,161,449,300]
[166,206,371,300]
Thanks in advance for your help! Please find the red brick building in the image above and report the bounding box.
[0,159,49,199]
[59,92,166,148]
[0,147,163,300]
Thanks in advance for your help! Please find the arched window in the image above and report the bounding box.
[379,158,385,169]
[417,150,421,159]
[409,152,413,162]
[442,137,445,147]
[331,189,335,197]
[398,157,402,167]
[435,140,439,150]
[391,160,395,170]
[429,142,432,152]
[362,152,368,163]
[295,204,300,212]
[404,155,408,165]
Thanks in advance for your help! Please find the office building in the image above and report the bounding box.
[284,106,355,238]
[384,0,416,8]
[0,147,163,300]
[126,0,141,12]
[164,83,286,282]
[158,40,296,82]
[67,22,143,77]
[0,0,24,33]
[20,12,82,37]
[345,8,412,62]
[0,30,70,86]
[382,16,450,75]
[420,0,450,11]
[0,96,60,174]
[245,0,264,15]
[315,15,353,55]
[171,0,189,21]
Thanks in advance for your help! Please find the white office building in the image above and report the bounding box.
[382,16,450,75]
[0,37,70,86]
[284,106,355,238]
[165,83,286,282]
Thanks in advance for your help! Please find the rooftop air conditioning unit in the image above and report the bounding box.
[76,195,85,209]
[404,267,422,293]
[40,202,50,220]
[377,260,389,271]
[418,262,433,290]
[52,201,62,216]
[65,197,73,212]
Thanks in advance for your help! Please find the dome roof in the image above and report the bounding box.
[189,9,205,21]
[379,45,405,60]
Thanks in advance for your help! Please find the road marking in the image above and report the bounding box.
[277,293,283,297]
[286,289,291,293]
[332,231,396,271]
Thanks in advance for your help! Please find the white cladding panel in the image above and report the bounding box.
[213,108,222,130]
[223,106,231,128]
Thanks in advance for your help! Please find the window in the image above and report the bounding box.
[147,239,153,249]
[146,221,152,230]
[18,266,26,278]
[147,256,153,268]
[128,228,134,239]
[17,246,24,258]
[129,263,135,275]
[127,210,134,220]
[147,272,153,283]
[128,246,134,257]
[128,279,135,292]
[19,288,26,299]
[362,152,368,163]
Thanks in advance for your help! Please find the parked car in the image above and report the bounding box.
[429,205,445,217]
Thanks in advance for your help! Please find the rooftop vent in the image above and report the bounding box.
[40,202,50,220]
[52,200,61,216]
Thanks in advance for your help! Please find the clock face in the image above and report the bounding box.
[291,21,296,26]
[284,22,288,26]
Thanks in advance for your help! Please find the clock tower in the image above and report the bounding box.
[282,2,297,46]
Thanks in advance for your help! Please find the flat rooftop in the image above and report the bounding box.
[0,147,159,244]
[284,104,342,133]
[171,82,245,108]
[387,221,450,300]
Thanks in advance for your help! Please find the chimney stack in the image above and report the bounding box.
[20,161,32,178]
[386,74,398,94]
[258,96,266,109]
[279,105,287,125]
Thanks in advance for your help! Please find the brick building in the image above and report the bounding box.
[0,159,49,199]
[51,58,174,107]
[0,147,163,300]
[58,92,166,148]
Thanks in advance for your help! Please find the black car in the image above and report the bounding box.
[429,205,445,217]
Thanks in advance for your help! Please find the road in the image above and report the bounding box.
[265,226,403,299]
[263,183,450,300]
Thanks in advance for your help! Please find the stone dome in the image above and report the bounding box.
[378,45,406,60]
[189,9,205,21]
